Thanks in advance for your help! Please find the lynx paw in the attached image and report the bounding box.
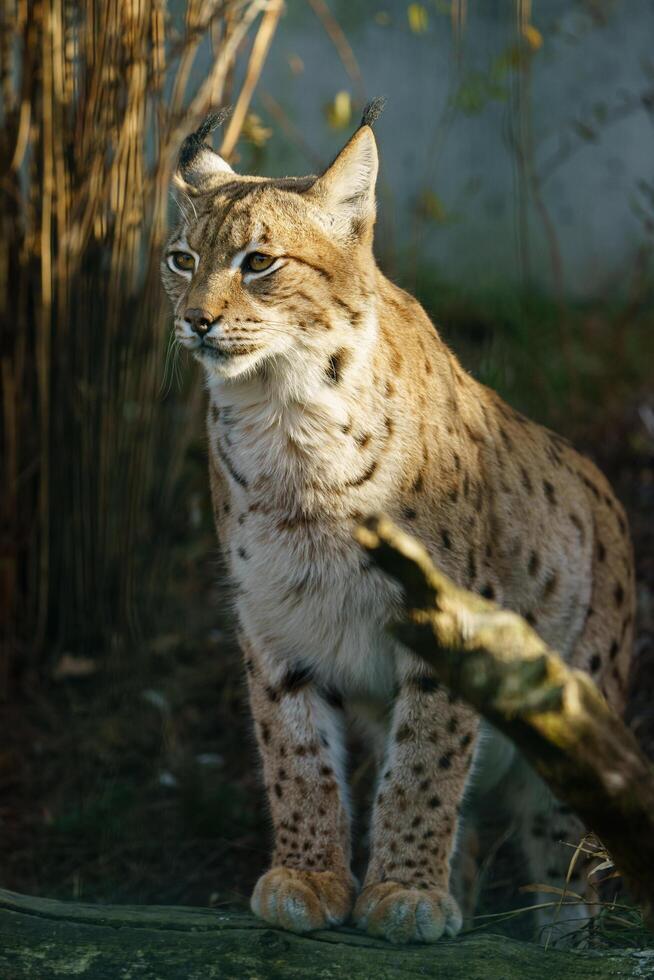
[251,867,355,934]
[354,881,462,944]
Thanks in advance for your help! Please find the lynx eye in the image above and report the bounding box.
[244,252,275,273]
[169,251,195,273]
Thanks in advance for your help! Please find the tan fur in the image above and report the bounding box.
[162,120,635,943]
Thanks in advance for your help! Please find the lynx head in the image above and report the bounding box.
[161,101,384,383]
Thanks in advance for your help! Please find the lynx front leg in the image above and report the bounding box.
[243,636,355,933]
[355,668,479,944]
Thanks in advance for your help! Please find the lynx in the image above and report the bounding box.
[161,105,635,944]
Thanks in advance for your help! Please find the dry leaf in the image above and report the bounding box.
[407,3,428,33]
[522,24,543,50]
[588,858,615,877]
[520,883,585,901]
[325,90,352,130]
[287,53,304,75]
[53,654,97,680]
[242,112,273,148]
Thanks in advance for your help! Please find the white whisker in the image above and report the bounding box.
[160,330,178,397]
[182,191,198,221]
[170,192,190,224]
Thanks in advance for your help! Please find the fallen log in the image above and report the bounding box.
[0,888,652,979]
[355,515,654,928]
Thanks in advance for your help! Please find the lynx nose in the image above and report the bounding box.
[185,307,215,337]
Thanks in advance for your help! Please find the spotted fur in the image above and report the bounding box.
[161,114,636,943]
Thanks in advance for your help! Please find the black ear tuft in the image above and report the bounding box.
[360,97,386,129]
[178,107,232,169]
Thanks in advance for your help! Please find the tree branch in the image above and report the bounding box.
[355,514,654,927]
[0,889,649,978]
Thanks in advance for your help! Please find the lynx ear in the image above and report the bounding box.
[311,125,378,240]
[175,110,233,191]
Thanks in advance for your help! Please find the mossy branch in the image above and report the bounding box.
[355,514,654,927]
[0,890,650,979]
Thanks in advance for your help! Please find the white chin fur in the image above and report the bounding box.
[194,346,269,380]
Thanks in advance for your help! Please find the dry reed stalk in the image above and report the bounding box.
[221,0,283,160]
[0,0,283,689]
[307,0,364,104]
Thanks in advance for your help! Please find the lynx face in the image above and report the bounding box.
[161,127,378,382]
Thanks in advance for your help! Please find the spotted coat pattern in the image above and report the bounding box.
[161,119,636,944]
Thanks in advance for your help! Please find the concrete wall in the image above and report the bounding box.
[241,0,654,296]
